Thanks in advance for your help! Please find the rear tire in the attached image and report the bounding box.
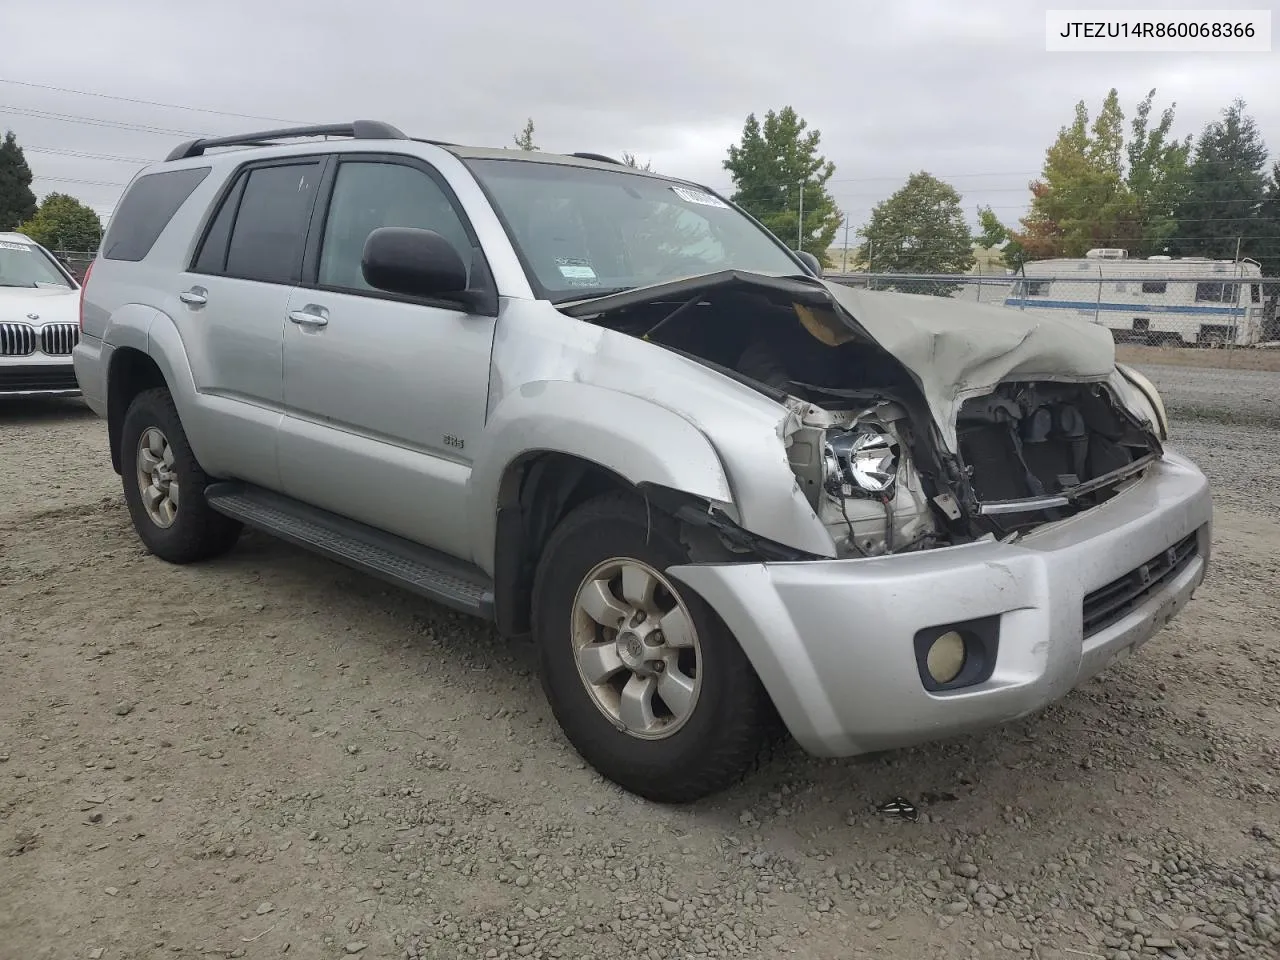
[119,387,241,563]
[531,492,772,803]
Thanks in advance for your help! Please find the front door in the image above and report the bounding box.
[278,154,496,561]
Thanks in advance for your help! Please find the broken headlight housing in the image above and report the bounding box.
[1114,364,1169,440]
[822,425,899,498]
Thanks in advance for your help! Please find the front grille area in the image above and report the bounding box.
[0,364,81,393]
[0,322,37,356]
[40,323,79,356]
[1082,530,1200,638]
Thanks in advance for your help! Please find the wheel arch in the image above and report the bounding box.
[105,309,210,475]
[488,450,822,639]
[106,347,168,474]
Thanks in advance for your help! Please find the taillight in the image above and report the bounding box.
[79,260,94,331]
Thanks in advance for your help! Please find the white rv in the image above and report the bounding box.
[1004,249,1267,346]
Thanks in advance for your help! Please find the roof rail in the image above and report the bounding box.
[165,121,408,162]
[570,152,623,165]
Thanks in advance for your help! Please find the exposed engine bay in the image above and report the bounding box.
[566,275,1163,558]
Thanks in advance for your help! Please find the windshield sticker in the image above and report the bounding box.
[556,258,599,286]
[671,186,729,209]
[0,241,33,252]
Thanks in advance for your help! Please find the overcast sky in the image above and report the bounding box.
[2,0,1277,249]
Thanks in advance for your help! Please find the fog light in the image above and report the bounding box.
[926,630,966,684]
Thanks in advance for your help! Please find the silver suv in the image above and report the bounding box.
[74,121,1212,803]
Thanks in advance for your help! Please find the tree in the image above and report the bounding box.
[855,172,974,291]
[975,205,1026,270]
[1256,161,1280,277]
[0,130,38,231]
[1014,90,1140,259]
[17,192,103,252]
[723,107,843,265]
[621,152,652,171]
[1125,89,1192,256]
[1176,99,1268,260]
[513,118,537,151]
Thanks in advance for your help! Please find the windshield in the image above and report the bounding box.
[0,239,73,289]
[465,158,803,302]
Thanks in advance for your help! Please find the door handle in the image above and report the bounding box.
[288,306,329,328]
[179,287,208,306]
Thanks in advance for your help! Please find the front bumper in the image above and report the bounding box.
[666,451,1212,757]
[0,359,81,397]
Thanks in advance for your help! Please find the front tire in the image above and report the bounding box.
[119,387,241,563]
[531,492,772,803]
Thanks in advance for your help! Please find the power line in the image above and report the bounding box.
[33,174,129,188]
[25,145,150,164]
[2,74,1272,198]
[0,78,309,125]
[0,104,206,137]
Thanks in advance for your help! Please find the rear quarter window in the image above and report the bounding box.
[101,167,211,261]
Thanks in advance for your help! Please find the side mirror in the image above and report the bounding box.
[362,227,469,300]
[794,250,823,277]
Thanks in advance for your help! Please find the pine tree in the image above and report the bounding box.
[0,130,38,231]
[723,107,843,265]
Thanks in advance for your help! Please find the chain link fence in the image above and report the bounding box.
[826,272,1280,348]
[51,251,96,282]
[44,250,1280,348]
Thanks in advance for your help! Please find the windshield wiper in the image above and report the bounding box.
[552,286,636,304]
[0,281,38,288]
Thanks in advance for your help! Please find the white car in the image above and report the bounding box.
[0,232,83,398]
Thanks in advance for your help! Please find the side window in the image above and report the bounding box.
[102,167,211,261]
[1141,281,1167,294]
[221,162,323,285]
[317,161,472,294]
[1195,282,1238,303]
[192,175,245,274]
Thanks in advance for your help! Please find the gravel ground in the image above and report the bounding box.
[1139,362,1280,428]
[2,379,1278,960]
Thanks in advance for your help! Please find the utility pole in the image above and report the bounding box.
[796,179,805,249]
[841,218,852,272]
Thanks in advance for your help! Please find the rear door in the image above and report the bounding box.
[277,152,498,560]
[179,156,327,489]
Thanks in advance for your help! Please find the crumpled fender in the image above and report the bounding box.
[465,380,735,573]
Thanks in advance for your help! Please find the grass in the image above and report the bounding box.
[1115,344,1280,373]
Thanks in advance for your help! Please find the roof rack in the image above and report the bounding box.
[569,152,623,165]
[165,120,408,162]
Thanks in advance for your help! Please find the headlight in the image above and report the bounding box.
[1115,364,1169,440]
[823,425,899,497]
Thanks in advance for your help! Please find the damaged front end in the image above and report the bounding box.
[781,396,945,558]
[560,271,1165,558]
[955,380,1162,533]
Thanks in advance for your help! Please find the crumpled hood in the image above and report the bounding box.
[821,281,1117,449]
[560,270,1121,452]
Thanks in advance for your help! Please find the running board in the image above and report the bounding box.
[204,482,495,620]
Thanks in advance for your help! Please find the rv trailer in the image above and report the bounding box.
[1004,249,1267,347]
